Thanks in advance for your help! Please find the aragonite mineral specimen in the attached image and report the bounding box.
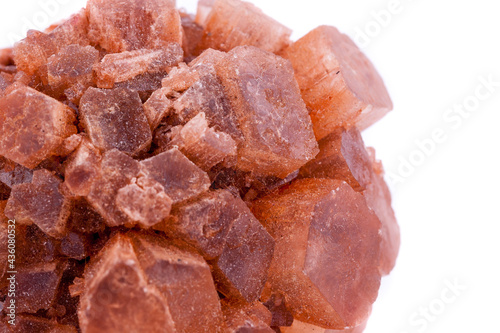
[0,0,399,332]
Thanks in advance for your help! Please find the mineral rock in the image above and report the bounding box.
[168,112,237,171]
[15,224,58,266]
[5,260,67,313]
[115,176,173,228]
[283,26,393,138]
[5,169,72,238]
[93,44,183,89]
[222,300,274,333]
[0,86,77,168]
[252,179,381,328]
[143,88,173,131]
[86,0,182,53]
[79,87,152,155]
[47,44,99,103]
[164,189,241,259]
[114,72,166,102]
[364,149,400,275]
[140,149,211,204]
[210,195,274,302]
[60,232,89,260]
[66,197,106,234]
[13,10,89,76]
[64,139,102,197]
[197,0,291,54]
[299,127,372,191]
[11,315,77,333]
[130,232,225,333]
[86,149,140,227]
[0,157,33,190]
[180,12,204,61]
[78,234,176,333]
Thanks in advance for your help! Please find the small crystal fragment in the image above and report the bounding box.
[168,112,237,171]
[140,149,211,204]
[164,189,240,259]
[262,292,294,328]
[283,26,393,138]
[64,139,102,197]
[78,234,176,333]
[116,176,172,228]
[299,127,372,191]
[210,195,274,302]
[252,179,381,328]
[86,149,140,227]
[0,156,33,190]
[86,0,182,53]
[130,232,225,333]
[5,260,67,313]
[5,169,72,238]
[0,86,77,168]
[79,87,152,155]
[180,12,204,61]
[15,224,59,266]
[67,197,105,234]
[47,44,99,103]
[197,0,291,54]
[94,45,183,89]
[143,88,173,131]
[60,232,89,260]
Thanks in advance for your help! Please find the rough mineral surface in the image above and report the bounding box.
[86,0,182,53]
[5,169,72,238]
[283,25,393,139]
[79,87,152,155]
[0,86,77,168]
[93,44,183,89]
[252,179,381,328]
[0,1,399,331]
[168,112,237,171]
[197,0,291,54]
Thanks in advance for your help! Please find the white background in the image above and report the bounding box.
[1,1,499,332]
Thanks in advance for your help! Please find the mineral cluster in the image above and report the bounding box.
[0,0,399,332]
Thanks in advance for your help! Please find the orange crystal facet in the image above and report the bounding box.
[283,26,393,138]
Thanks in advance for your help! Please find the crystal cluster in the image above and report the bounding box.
[0,0,398,332]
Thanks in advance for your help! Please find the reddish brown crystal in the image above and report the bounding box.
[78,234,176,333]
[0,86,77,168]
[129,232,225,333]
[143,88,173,131]
[252,179,381,328]
[79,87,152,155]
[5,260,67,313]
[283,26,393,138]
[140,149,211,204]
[210,195,274,303]
[47,44,99,103]
[86,0,182,53]
[168,112,237,171]
[197,0,291,54]
[86,149,140,227]
[5,169,72,238]
[164,189,241,259]
[63,139,102,197]
[93,44,183,89]
[300,127,373,191]
[115,176,173,228]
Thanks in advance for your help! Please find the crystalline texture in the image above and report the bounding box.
[168,112,237,171]
[93,44,183,89]
[0,86,77,169]
[140,149,211,204]
[197,0,291,54]
[210,195,274,303]
[283,26,393,138]
[78,234,176,333]
[86,0,182,53]
[64,139,102,197]
[79,87,152,156]
[5,169,72,238]
[222,300,274,333]
[252,179,381,329]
